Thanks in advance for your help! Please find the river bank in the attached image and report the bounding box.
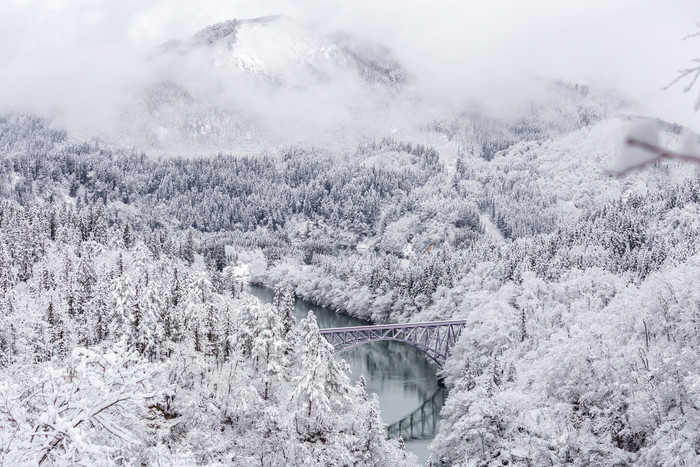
[246,284,444,465]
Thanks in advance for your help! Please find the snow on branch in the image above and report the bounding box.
[0,343,161,465]
[608,121,700,176]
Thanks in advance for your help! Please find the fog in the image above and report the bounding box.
[0,0,698,149]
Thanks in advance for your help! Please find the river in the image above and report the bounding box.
[247,284,444,466]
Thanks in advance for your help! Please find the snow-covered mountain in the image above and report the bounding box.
[4,14,700,467]
[109,16,639,159]
[117,16,411,152]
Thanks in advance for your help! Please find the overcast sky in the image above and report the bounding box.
[1,0,699,132]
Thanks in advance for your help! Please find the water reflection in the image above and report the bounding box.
[339,341,441,425]
[387,386,446,440]
[247,285,443,465]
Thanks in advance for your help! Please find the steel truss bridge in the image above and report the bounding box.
[319,320,467,367]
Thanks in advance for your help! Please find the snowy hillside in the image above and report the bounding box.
[2,11,700,467]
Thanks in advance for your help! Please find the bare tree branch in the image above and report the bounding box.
[665,24,700,107]
[663,62,700,92]
[682,22,700,40]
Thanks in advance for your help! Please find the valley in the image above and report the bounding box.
[1,10,700,466]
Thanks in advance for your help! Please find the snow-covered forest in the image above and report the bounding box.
[3,99,700,465]
[0,198,414,465]
[2,6,700,467]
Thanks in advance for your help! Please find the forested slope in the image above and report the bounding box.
[0,200,415,465]
[2,101,700,465]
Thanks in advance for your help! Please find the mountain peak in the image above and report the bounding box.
[192,16,283,47]
[193,19,238,45]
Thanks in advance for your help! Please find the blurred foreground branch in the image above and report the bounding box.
[608,122,700,177]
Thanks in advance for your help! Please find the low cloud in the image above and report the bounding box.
[0,0,697,148]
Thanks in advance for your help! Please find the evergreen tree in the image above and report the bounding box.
[292,311,352,439]
[122,222,133,248]
[182,230,195,266]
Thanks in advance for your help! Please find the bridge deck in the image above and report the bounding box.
[319,319,467,334]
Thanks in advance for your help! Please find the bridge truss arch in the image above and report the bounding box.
[320,320,466,368]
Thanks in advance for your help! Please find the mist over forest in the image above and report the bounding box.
[1,2,700,466]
